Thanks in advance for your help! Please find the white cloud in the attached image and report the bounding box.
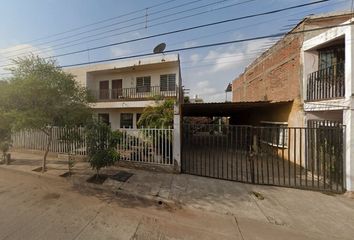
[182,38,275,102]
[189,53,200,65]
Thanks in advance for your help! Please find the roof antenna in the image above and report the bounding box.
[153,43,166,62]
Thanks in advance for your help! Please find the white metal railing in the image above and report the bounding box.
[11,127,87,156]
[117,128,173,165]
[11,127,174,165]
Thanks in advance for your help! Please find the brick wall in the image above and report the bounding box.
[232,13,353,103]
[232,33,303,103]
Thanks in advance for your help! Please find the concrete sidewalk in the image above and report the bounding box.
[2,151,354,240]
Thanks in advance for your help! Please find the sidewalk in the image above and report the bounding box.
[2,151,354,240]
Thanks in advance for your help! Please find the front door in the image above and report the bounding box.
[112,79,122,99]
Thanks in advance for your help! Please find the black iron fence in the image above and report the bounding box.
[307,62,345,101]
[90,86,177,101]
[182,124,345,193]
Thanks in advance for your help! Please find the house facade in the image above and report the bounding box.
[232,12,354,191]
[65,54,182,130]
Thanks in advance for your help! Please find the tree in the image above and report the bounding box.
[0,112,12,164]
[1,56,92,172]
[86,120,121,178]
[137,99,174,128]
[137,100,174,160]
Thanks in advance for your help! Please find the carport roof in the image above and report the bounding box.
[182,101,293,117]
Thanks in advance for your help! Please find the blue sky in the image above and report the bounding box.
[0,0,351,101]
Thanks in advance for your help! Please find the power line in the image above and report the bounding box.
[0,0,234,59]
[2,22,352,78]
[1,0,206,58]
[0,0,179,55]
[42,0,321,54]
[0,0,328,66]
[59,21,354,68]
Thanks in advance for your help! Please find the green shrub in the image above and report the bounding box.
[86,120,121,176]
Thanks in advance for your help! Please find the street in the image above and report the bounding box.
[0,167,334,240]
[0,168,245,240]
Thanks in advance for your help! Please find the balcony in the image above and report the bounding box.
[306,62,345,101]
[90,85,178,102]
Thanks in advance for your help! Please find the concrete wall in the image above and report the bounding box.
[94,108,144,130]
[86,66,178,91]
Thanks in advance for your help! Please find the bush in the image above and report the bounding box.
[0,113,12,164]
[86,120,121,176]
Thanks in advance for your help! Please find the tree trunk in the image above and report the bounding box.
[42,128,53,173]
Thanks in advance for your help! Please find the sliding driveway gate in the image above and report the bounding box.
[182,124,345,193]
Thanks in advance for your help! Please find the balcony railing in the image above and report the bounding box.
[307,62,345,101]
[90,85,178,102]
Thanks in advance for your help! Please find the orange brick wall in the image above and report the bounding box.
[232,34,303,103]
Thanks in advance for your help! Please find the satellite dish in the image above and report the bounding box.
[153,43,166,54]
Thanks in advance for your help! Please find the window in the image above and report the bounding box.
[260,121,288,148]
[318,44,345,70]
[136,76,151,93]
[98,113,110,125]
[160,74,176,91]
[120,113,133,128]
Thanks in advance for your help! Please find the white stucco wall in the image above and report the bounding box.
[302,19,354,191]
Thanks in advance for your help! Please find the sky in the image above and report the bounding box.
[0,0,351,102]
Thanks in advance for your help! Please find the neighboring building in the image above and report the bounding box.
[65,54,182,129]
[232,12,354,191]
[233,12,353,127]
[189,95,204,103]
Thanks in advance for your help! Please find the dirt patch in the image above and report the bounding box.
[87,174,108,185]
[32,167,46,172]
[250,191,265,200]
[42,193,60,200]
[60,172,73,178]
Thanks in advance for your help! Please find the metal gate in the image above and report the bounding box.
[182,124,345,193]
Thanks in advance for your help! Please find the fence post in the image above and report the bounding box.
[173,104,181,172]
[249,127,256,184]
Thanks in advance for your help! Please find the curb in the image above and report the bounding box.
[0,165,68,184]
[0,165,178,208]
[69,174,177,208]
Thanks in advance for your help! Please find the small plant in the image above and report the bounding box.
[0,140,12,164]
[86,120,121,179]
[0,113,12,164]
[59,128,83,175]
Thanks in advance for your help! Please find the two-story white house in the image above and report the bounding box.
[65,54,182,130]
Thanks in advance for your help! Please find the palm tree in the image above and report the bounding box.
[137,99,174,128]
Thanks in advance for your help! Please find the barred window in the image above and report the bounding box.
[120,113,133,128]
[136,76,151,93]
[160,74,176,91]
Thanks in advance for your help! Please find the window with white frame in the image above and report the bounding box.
[260,121,288,148]
[160,74,176,91]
